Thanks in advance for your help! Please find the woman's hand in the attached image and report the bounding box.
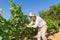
[26,25,32,28]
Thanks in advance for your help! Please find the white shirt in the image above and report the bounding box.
[29,16,46,28]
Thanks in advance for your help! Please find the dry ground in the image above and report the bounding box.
[48,32,60,40]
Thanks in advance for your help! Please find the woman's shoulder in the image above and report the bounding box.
[37,16,41,19]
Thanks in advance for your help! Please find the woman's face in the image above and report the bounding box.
[29,16,36,21]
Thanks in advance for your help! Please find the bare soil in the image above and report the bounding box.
[48,32,60,40]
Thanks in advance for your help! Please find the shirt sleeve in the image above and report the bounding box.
[32,18,40,28]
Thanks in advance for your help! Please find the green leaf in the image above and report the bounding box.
[0,36,2,40]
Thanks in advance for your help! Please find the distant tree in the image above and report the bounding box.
[39,3,60,33]
[0,8,2,13]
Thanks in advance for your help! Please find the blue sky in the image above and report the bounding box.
[0,0,60,20]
